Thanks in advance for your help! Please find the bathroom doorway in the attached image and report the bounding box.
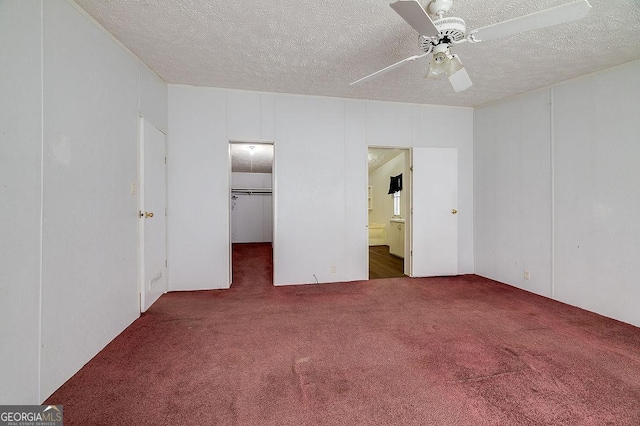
[367,147,411,279]
[229,141,275,287]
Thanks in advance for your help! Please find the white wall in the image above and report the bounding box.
[344,101,369,281]
[367,102,476,274]
[167,87,229,290]
[552,61,640,326]
[0,0,43,405]
[274,96,348,284]
[1,0,167,403]
[167,87,474,288]
[140,64,168,133]
[474,59,640,327]
[474,90,552,296]
[40,0,142,399]
[231,173,272,243]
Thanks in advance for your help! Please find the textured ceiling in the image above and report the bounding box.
[230,143,273,173]
[369,148,405,173]
[75,0,640,107]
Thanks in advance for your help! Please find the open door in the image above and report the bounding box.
[138,117,168,312]
[412,147,458,277]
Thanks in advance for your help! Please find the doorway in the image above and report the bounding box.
[367,147,411,279]
[228,141,275,287]
[367,146,459,279]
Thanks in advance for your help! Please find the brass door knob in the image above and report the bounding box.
[145,212,154,218]
[451,209,458,215]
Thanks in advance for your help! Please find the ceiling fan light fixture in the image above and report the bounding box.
[427,55,449,76]
[434,51,449,65]
[446,54,464,77]
[425,63,438,79]
[352,0,592,93]
[426,44,452,77]
[446,54,473,92]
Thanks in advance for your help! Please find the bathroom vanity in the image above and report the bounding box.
[389,218,405,258]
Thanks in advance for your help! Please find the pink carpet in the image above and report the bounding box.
[46,243,640,425]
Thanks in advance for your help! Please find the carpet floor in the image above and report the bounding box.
[47,243,640,425]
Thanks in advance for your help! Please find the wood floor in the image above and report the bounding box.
[369,245,406,279]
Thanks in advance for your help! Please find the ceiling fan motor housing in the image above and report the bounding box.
[427,0,454,16]
[419,17,466,52]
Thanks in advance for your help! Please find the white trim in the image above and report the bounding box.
[228,139,275,145]
[37,0,44,403]
[272,142,277,285]
[137,115,145,312]
[550,87,555,299]
[408,147,413,277]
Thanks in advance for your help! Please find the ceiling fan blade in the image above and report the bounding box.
[447,55,472,92]
[350,53,429,86]
[390,0,439,37]
[471,0,592,42]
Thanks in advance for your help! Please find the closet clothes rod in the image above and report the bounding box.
[231,188,272,195]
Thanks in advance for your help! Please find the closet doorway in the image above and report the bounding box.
[229,141,274,287]
[367,147,411,279]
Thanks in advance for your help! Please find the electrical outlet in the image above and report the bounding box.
[130,182,136,195]
[331,264,336,274]
[524,270,531,281]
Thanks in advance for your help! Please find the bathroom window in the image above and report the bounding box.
[393,191,401,216]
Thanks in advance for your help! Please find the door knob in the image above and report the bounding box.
[451,209,458,215]
[145,211,154,218]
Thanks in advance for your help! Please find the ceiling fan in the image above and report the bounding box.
[350,0,592,92]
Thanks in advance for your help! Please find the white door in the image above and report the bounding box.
[412,147,458,277]
[139,118,167,312]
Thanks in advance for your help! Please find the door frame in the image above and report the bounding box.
[137,115,168,312]
[228,139,276,286]
[366,145,413,277]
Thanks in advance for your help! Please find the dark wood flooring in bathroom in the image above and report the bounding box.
[369,245,406,279]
